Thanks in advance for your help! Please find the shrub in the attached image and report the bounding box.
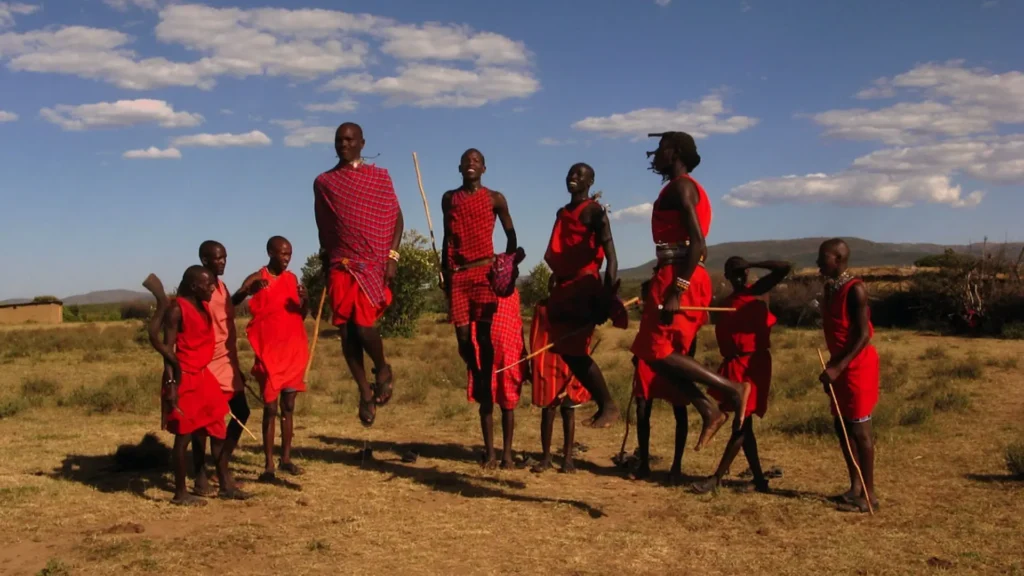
[1005,442,1024,478]
[518,262,551,310]
[899,405,932,427]
[933,390,972,413]
[120,302,151,320]
[300,253,330,324]
[379,231,441,338]
[0,397,28,419]
[919,346,948,361]
[22,377,60,405]
[62,374,153,414]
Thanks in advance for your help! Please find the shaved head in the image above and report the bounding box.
[337,122,363,140]
[335,122,365,163]
[198,240,224,260]
[266,235,291,252]
[820,238,850,262]
[461,148,485,165]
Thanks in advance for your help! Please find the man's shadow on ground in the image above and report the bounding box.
[309,435,607,518]
[47,434,176,501]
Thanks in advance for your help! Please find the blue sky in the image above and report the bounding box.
[1,0,1022,299]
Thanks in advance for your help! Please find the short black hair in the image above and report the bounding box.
[198,240,224,260]
[461,148,486,166]
[266,236,290,252]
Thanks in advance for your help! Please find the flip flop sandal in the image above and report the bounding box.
[371,365,394,406]
[170,494,208,507]
[359,397,376,428]
[192,486,218,498]
[279,461,305,476]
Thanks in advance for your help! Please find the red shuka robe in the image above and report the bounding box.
[166,297,229,438]
[246,268,310,404]
[822,278,879,420]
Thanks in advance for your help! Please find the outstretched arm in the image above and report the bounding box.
[747,260,792,296]
[493,191,518,255]
[822,283,872,383]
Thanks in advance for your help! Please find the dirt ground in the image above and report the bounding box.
[0,320,1022,575]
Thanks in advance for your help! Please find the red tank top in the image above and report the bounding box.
[176,297,215,374]
[822,278,874,356]
[447,188,495,266]
[544,199,605,280]
[715,287,776,357]
[651,174,712,245]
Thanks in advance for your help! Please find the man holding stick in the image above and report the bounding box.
[630,132,750,451]
[314,122,404,427]
[817,238,879,513]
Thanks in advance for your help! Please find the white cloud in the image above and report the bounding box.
[0,2,36,28]
[103,0,158,11]
[272,119,335,147]
[0,109,16,122]
[852,136,1024,184]
[171,130,271,147]
[325,64,539,108]
[655,0,671,6]
[818,61,1024,144]
[538,137,575,146]
[39,99,203,130]
[377,23,528,65]
[725,173,983,209]
[570,93,758,139]
[220,108,233,115]
[304,98,358,113]
[123,146,181,159]
[741,1,753,12]
[609,202,654,222]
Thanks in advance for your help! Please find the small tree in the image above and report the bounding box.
[380,231,439,338]
[519,262,551,309]
[32,295,60,304]
[300,252,331,324]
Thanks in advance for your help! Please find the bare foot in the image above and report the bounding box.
[481,458,498,470]
[830,488,860,504]
[499,458,516,470]
[667,469,686,486]
[531,458,553,474]
[193,475,216,498]
[279,461,305,476]
[695,410,729,452]
[588,403,621,429]
[218,488,254,501]
[743,479,771,494]
[691,476,720,494]
[559,459,576,474]
[171,493,207,507]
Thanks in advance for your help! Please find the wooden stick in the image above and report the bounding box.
[305,287,327,382]
[658,306,737,313]
[817,348,874,515]
[497,297,640,374]
[412,152,444,286]
[229,411,259,442]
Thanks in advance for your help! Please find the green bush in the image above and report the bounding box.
[379,231,441,338]
[62,374,154,414]
[518,262,551,310]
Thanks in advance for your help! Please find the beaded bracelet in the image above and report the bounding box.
[674,277,691,291]
[388,250,400,262]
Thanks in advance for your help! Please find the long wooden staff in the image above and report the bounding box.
[412,152,444,286]
[817,348,874,515]
[496,297,641,374]
[305,287,328,382]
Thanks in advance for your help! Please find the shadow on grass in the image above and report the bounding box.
[964,473,1024,484]
[309,435,607,518]
[48,434,176,501]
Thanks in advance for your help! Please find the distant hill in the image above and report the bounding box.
[0,298,30,306]
[63,290,154,306]
[619,237,1024,279]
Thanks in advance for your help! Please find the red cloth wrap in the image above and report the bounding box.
[314,163,400,308]
[447,188,498,326]
[709,289,775,418]
[822,278,879,420]
[166,298,228,438]
[631,174,713,362]
[530,302,591,408]
[468,290,524,410]
[631,341,695,407]
[544,199,605,280]
[246,269,310,404]
[329,267,391,327]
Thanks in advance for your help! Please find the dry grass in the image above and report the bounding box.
[0,319,1022,575]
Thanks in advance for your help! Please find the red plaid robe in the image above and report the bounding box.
[314,163,400,307]
[468,290,524,410]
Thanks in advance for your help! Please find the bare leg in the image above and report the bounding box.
[500,408,515,469]
[630,398,652,480]
[479,402,496,468]
[260,400,278,479]
[833,417,860,501]
[341,323,374,406]
[667,405,689,484]
[532,407,556,473]
[648,353,746,451]
[845,419,877,511]
[563,355,619,428]
[171,434,204,506]
[191,431,213,495]
[694,418,758,494]
[279,391,300,472]
[560,403,576,473]
[357,325,393,404]
[220,391,249,463]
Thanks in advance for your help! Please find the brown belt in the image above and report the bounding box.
[447,256,494,273]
